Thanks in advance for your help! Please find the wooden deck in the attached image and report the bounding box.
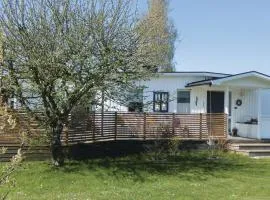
[63,112,228,145]
[0,110,228,145]
[0,109,228,161]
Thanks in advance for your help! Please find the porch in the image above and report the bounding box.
[186,71,270,140]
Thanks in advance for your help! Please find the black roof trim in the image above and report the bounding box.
[210,71,270,80]
[186,79,213,88]
[185,71,270,88]
[159,71,232,76]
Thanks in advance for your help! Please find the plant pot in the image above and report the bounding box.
[232,128,238,137]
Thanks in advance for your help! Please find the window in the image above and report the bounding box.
[153,92,169,112]
[128,102,143,112]
[177,90,190,113]
[177,91,190,103]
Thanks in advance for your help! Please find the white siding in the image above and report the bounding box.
[177,103,190,113]
[142,79,232,114]
[142,76,206,113]
[260,89,270,117]
[102,100,128,112]
[102,74,270,139]
[190,87,207,113]
[260,117,270,139]
[231,88,258,128]
[228,88,270,139]
[190,85,229,114]
[259,89,270,139]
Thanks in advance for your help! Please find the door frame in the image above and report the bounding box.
[228,91,232,133]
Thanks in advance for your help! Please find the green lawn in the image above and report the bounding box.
[2,151,270,200]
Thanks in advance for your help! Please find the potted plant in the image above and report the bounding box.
[232,127,238,137]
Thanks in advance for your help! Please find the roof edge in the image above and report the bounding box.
[159,71,231,76]
[185,71,270,88]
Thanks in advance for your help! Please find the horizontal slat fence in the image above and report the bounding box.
[0,108,227,146]
[0,109,227,161]
[0,108,49,161]
[64,112,228,145]
[0,109,47,144]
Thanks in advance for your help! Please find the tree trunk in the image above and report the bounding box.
[51,121,64,166]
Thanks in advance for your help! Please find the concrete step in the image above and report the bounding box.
[230,143,270,151]
[229,142,270,158]
[234,150,270,157]
[246,150,270,158]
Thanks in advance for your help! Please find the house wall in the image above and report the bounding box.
[142,75,207,113]
[190,87,207,113]
[260,89,270,117]
[97,73,270,139]
[102,75,211,113]
[259,89,270,139]
[94,100,128,112]
[105,75,230,114]
[192,86,261,136]
[231,88,258,127]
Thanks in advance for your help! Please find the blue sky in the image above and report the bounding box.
[138,0,270,74]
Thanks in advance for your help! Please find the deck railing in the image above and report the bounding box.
[0,110,227,161]
[64,112,228,145]
[0,109,227,145]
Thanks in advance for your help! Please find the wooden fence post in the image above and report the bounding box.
[224,113,227,138]
[114,112,117,141]
[172,113,175,136]
[65,114,71,145]
[101,111,104,136]
[92,111,96,142]
[143,112,146,140]
[199,113,202,139]
[64,124,69,146]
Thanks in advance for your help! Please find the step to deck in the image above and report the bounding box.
[230,143,270,151]
[235,150,270,158]
[229,143,270,158]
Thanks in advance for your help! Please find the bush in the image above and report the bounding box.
[144,123,182,161]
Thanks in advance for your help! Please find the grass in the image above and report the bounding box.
[2,150,270,200]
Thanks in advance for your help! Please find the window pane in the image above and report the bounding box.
[153,92,169,112]
[155,103,160,111]
[155,93,160,101]
[177,91,190,103]
[163,93,169,102]
[161,103,167,111]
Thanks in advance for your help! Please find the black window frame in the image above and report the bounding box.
[177,90,191,104]
[153,92,169,112]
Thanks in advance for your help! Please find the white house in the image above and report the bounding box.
[106,71,270,140]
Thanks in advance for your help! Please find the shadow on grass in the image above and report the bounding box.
[101,153,247,181]
[45,141,254,182]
